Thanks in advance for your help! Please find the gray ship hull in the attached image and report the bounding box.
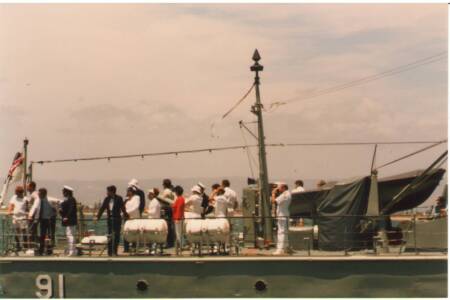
[0,255,446,298]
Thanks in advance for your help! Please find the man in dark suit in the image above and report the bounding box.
[96,185,128,256]
[60,186,78,256]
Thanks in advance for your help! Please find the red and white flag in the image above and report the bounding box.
[0,152,25,206]
[7,152,25,183]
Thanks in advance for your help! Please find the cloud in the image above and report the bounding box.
[0,4,446,181]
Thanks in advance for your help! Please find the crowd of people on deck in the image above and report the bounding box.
[7,182,77,256]
[6,178,241,257]
[6,178,334,257]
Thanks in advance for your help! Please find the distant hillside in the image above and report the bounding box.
[1,175,442,210]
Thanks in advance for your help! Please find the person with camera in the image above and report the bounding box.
[271,182,292,255]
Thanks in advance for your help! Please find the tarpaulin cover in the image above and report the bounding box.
[315,176,371,251]
[378,168,446,214]
[289,168,446,216]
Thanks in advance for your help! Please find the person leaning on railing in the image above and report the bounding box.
[7,185,28,253]
[96,185,128,256]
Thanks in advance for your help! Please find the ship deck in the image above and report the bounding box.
[1,246,447,261]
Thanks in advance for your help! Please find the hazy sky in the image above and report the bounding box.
[0,4,447,183]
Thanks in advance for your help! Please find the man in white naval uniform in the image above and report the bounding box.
[221,179,238,215]
[271,182,292,255]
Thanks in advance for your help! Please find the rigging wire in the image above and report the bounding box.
[280,140,448,146]
[222,83,255,119]
[239,125,256,178]
[210,83,255,138]
[31,140,447,165]
[375,140,447,170]
[267,51,448,111]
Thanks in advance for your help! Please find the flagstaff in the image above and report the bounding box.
[23,138,29,193]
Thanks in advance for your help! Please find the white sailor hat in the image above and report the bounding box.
[191,185,202,194]
[128,178,139,188]
[63,185,74,192]
[148,188,156,194]
[197,182,205,189]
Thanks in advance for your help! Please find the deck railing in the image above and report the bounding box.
[0,212,447,257]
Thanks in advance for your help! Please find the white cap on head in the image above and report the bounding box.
[197,182,205,189]
[148,188,156,194]
[191,185,202,194]
[128,178,139,188]
[63,185,74,192]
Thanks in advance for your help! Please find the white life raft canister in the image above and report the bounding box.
[123,219,168,244]
[184,218,230,244]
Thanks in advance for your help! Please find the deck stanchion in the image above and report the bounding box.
[413,213,418,255]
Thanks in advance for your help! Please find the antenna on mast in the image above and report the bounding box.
[250,49,273,244]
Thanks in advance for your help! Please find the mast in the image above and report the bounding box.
[250,49,273,243]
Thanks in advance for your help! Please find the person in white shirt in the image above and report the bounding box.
[185,186,203,218]
[271,182,292,255]
[125,186,141,219]
[26,181,40,252]
[212,187,229,218]
[222,179,238,215]
[124,186,141,253]
[146,188,161,219]
[8,186,27,252]
[292,180,305,193]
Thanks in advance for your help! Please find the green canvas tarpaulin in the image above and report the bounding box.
[378,168,446,214]
[288,168,445,251]
[289,168,446,217]
[315,177,371,251]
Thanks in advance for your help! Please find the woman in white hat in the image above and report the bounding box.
[184,186,203,219]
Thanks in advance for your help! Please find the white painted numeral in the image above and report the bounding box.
[36,275,52,299]
[35,274,65,298]
[58,274,65,298]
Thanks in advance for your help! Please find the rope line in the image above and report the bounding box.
[31,140,447,165]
